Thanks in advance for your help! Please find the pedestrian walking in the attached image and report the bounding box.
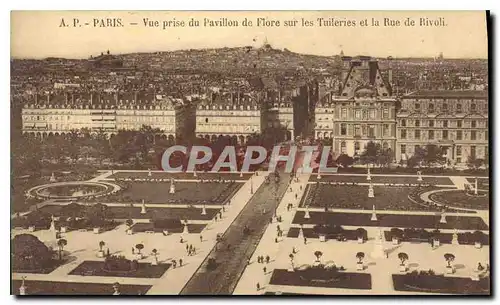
[263,266,267,274]
[186,244,189,253]
[266,255,270,264]
[275,237,278,243]
[304,237,307,245]
[292,246,296,254]
[172,260,177,268]
[295,193,298,200]
[256,283,260,291]
[179,258,183,267]
[200,235,203,242]
[132,247,135,254]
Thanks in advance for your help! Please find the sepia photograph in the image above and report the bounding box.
[9,10,490,296]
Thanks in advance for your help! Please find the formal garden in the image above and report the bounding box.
[300,184,464,212]
[109,171,253,181]
[69,256,171,278]
[309,174,454,186]
[292,211,489,231]
[392,272,490,295]
[429,189,489,210]
[12,280,152,295]
[96,181,242,205]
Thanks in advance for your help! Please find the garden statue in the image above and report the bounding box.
[169,178,176,194]
[141,199,147,214]
[304,206,310,219]
[371,204,378,221]
[201,205,207,215]
[368,183,375,198]
[50,172,56,182]
[440,209,447,224]
[19,277,27,295]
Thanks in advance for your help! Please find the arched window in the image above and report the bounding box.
[354,141,360,151]
[471,103,477,112]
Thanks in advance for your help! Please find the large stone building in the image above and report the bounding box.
[195,91,263,144]
[396,90,489,165]
[21,92,194,141]
[314,56,397,157]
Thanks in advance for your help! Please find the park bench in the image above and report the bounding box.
[79,229,87,232]
[145,231,155,234]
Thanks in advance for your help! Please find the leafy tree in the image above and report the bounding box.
[336,154,354,168]
[135,243,144,254]
[356,252,365,263]
[467,155,485,170]
[360,141,380,165]
[12,234,54,271]
[444,253,455,267]
[57,239,67,260]
[398,252,409,265]
[314,250,323,262]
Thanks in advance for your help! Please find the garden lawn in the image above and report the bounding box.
[270,269,372,290]
[12,280,152,295]
[68,261,170,278]
[292,211,489,230]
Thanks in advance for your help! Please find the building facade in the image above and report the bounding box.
[195,92,262,144]
[314,56,397,157]
[396,90,489,165]
[21,92,193,141]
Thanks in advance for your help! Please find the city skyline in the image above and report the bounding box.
[11,11,488,59]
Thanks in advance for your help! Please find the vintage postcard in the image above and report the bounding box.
[10,11,489,295]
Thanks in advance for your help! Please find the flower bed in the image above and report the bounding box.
[11,280,152,295]
[392,273,490,295]
[269,268,372,290]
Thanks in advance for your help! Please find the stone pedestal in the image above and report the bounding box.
[97,250,104,258]
[452,233,459,245]
[201,206,207,215]
[366,174,371,181]
[446,266,455,274]
[304,208,310,219]
[298,227,304,239]
[148,171,152,177]
[356,263,364,271]
[368,187,374,198]
[317,174,321,180]
[399,264,407,273]
[49,173,56,182]
[319,235,326,242]
[371,228,385,258]
[440,213,447,224]
[193,171,197,177]
[475,242,482,249]
[141,202,147,214]
[183,224,189,235]
[93,228,101,234]
[170,184,175,194]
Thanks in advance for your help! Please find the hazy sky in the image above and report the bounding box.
[11,11,488,59]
